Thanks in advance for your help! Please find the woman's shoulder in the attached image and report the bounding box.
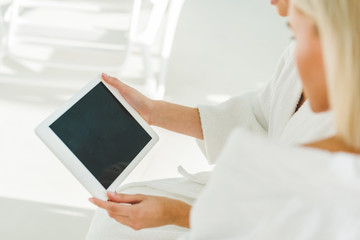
[216,128,360,184]
[223,127,360,161]
[280,40,297,60]
[272,41,296,70]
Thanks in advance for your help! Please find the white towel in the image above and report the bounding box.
[183,129,360,240]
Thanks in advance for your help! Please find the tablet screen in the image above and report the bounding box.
[50,82,152,189]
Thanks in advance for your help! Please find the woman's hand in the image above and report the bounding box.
[102,73,203,139]
[102,73,154,124]
[89,192,191,230]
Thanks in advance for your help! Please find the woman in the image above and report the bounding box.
[180,0,360,239]
[86,0,335,239]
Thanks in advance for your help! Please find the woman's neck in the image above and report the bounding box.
[304,136,360,154]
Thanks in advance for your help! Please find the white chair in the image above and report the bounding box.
[156,0,185,98]
[4,0,137,69]
[99,0,185,99]
[124,0,170,98]
[3,0,184,98]
[0,0,11,62]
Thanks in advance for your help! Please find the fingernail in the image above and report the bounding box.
[88,198,95,203]
[102,73,109,79]
[108,191,116,197]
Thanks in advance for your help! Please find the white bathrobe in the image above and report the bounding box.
[85,43,335,240]
[180,129,360,240]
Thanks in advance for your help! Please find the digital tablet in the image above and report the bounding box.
[35,75,159,201]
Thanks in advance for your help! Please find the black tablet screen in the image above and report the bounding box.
[50,82,152,189]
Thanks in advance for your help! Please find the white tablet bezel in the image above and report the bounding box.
[35,75,159,201]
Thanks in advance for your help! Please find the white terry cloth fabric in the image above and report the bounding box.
[85,168,207,240]
[181,129,360,240]
[85,43,335,240]
[197,43,335,164]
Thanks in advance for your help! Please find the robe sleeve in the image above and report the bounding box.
[197,43,295,164]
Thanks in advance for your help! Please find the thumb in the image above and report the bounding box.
[107,192,144,204]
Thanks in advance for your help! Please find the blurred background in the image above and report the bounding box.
[0,0,290,239]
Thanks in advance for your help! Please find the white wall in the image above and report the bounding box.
[166,0,291,105]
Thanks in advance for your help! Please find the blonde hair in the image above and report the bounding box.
[293,0,360,149]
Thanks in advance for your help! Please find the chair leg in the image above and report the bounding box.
[7,0,20,51]
[120,0,142,73]
[142,44,158,97]
[156,58,168,99]
[156,0,185,99]
[0,8,5,63]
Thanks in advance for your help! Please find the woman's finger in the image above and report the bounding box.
[107,192,145,204]
[102,73,123,89]
[89,197,132,216]
[89,197,108,208]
